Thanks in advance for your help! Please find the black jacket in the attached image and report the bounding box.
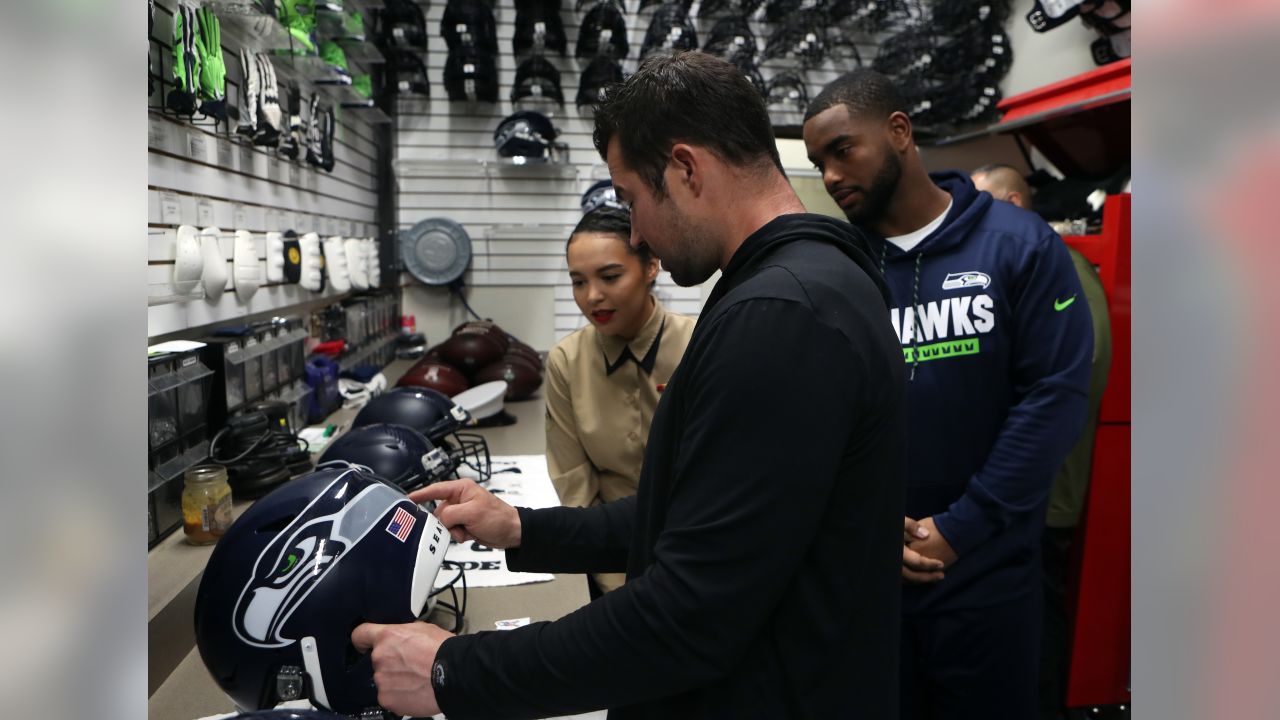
[433,214,906,719]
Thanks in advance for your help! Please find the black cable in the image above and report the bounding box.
[209,415,311,498]
[449,279,484,321]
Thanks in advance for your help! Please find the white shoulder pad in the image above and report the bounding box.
[265,231,285,283]
[173,224,204,296]
[299,232,323,292]
[233,230,261,302]
[200,227,228,301]
[366,238,381,287]
[345,237,369,290]
[323,235,351,293]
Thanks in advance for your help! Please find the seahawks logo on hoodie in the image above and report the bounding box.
[941,271,990,290]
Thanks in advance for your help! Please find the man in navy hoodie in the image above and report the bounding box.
[350,53,907,719]
[803,69,1094,719]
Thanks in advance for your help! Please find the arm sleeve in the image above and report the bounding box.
[435,299,861,719]
[504,498,636,573]
[932,232,1094,556]
[543,346,603,509]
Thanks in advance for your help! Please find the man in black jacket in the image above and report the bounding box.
[352,52,907,720]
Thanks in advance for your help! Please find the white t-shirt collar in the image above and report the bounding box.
[886,199,952,253]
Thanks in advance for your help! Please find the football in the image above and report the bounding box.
[436,331,506,374]
[396,360,471,396]
[475,353,543,400]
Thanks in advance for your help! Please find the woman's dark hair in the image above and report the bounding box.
[566,206,653,266]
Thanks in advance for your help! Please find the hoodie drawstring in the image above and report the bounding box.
[880,242,925,382]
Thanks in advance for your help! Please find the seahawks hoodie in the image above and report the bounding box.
[881,172,1093,613]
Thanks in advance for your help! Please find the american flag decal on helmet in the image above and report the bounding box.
[386,506,415,542]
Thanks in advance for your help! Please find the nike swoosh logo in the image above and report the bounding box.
[1054,295,1077,311]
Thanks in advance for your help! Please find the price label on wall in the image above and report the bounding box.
[233,204,248,229]
[265,209,280,232]
[217,138,234,168]
[196,198,215,227]
[148,118,167,150]
[289,162,302,186]
[160,192,182,225]
[188,132,208,161]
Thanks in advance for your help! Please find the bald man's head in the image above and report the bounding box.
[972,164,1032,210]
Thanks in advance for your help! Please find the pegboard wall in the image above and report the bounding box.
[392,0,705,348]
[147,0,391,340]
[392,0,935,345]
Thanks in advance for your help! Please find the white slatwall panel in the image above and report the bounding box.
[148,0,386,339]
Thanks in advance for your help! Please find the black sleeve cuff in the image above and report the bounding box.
[431,635,462,718]
[504,506,540,572]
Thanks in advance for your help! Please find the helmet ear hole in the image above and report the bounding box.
[344,619,367,672]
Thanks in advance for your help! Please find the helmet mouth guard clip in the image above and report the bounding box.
[421,447,449,475]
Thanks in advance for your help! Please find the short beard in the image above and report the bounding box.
[844,145,903,227]
[659,212,721,287]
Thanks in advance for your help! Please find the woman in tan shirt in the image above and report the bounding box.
[544,206,695,594]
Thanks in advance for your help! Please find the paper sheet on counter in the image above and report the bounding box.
[435,454,559,589]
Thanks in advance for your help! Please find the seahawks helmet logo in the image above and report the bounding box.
[232,472,408,648]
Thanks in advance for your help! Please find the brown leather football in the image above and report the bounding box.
[475,354,543,400]
[504,343,544,371]
[396,361,470,396]
[506,333,536,353]
[436,331,505,374]
[452,320,511,354]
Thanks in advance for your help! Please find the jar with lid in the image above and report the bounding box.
[182,464,233,545]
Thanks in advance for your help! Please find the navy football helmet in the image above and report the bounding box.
[317,423,452,491]
[194,466,451,716]
[352,387,492,482]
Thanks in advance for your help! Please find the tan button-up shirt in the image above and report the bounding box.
[544,299,695,591]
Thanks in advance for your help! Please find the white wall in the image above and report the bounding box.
[1001,0,1102,97]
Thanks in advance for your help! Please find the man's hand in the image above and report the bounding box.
[902,516,945,583]
[915,516,958,566]
[351,621,453,718]
[411,479,522,548]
